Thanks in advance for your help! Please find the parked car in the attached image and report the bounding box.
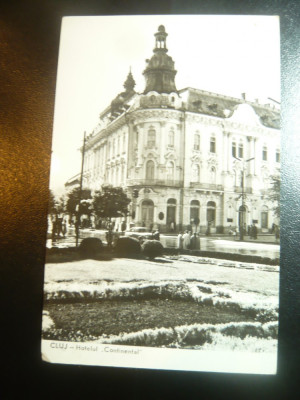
[124,227,153,240]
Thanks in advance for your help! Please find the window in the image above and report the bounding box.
[190,200,200,224]
[207,201,216,227]
[276,149,280,163]
[210,136,216,153]
[194,133,200,150]
[146,160,155,180]
[238,142,244,158]
[262,146,268,161]
[232,141,236,157]
[147,128,156,148]
[168,129,175,147]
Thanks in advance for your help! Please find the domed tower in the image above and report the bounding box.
[143,25,177,94]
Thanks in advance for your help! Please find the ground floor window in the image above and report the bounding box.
[166,198,176,231]
[207,201,216,227]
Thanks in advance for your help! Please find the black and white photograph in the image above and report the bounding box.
[41,15,280,374]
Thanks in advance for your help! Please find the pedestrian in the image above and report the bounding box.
[62,219,67,237]
[205,222,211,236]
[182,230,190,249]
[252,223,257,240]
[190,232,200,250]
[177,232,183,249]
[106,230,113,248]
[170,221,175,232]
[249,224,253,239]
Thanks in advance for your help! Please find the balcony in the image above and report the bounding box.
[127,179,183,188]
[190,182,223,191]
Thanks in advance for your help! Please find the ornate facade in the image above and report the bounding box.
[77,25,280,233]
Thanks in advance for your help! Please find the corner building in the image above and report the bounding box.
[81,25,280,233]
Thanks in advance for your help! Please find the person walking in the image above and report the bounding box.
[252,223,258,240]
[177,232,183,249]
[190,232,200,250]
[183,230,191,249]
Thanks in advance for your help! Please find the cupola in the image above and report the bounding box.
[143,25,177,94]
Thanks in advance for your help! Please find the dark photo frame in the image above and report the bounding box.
[1,1,300,398]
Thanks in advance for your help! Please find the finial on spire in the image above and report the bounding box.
[123,68,136,92]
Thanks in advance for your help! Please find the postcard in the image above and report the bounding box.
[42,15,280,374]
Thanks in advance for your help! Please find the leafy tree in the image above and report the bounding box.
[66,187,92,218]
[48,190,57,215]
[268,173,280,219]
[93,185,131,223]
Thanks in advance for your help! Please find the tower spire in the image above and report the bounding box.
[143,25,177,94]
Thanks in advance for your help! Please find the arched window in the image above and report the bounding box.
[146,160,155,180]
[194,133,200,150]
[147,127,156,148]
[168,129,175,147]
[276,149,280,163]
[190,200,200,225]
[210,136,216,153]
[166,161,174,180]
[192,164,200,182]
[238,141,244,158]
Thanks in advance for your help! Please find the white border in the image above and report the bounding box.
[42,340,277,374]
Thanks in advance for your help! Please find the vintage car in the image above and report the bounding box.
[124,227,153,240]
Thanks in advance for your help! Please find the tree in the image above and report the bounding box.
[66,187,92,219]
[267,173,280,220]
[48,190,57,215]
[93,185,131,224]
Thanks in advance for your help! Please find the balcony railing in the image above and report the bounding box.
[127,179,183,187]
[190,182,223,191]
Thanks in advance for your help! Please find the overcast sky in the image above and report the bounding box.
[49,15,280,195]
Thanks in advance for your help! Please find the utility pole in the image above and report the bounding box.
[233,156,254,241]
[75,131,86,247]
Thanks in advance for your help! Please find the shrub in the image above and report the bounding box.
[114,236,141,257]
[142,240,164,260]
[79,237,103,258]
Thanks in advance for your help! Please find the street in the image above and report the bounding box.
[47,227,280,259]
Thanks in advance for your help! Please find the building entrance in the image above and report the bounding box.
[141,199,154,228]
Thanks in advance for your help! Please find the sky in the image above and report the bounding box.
[49,15,280,195]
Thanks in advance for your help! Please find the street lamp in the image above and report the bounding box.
[233,155,254,241]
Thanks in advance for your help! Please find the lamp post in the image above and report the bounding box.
[233,155,254,241]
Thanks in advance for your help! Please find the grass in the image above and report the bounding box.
[43,298,257,342]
